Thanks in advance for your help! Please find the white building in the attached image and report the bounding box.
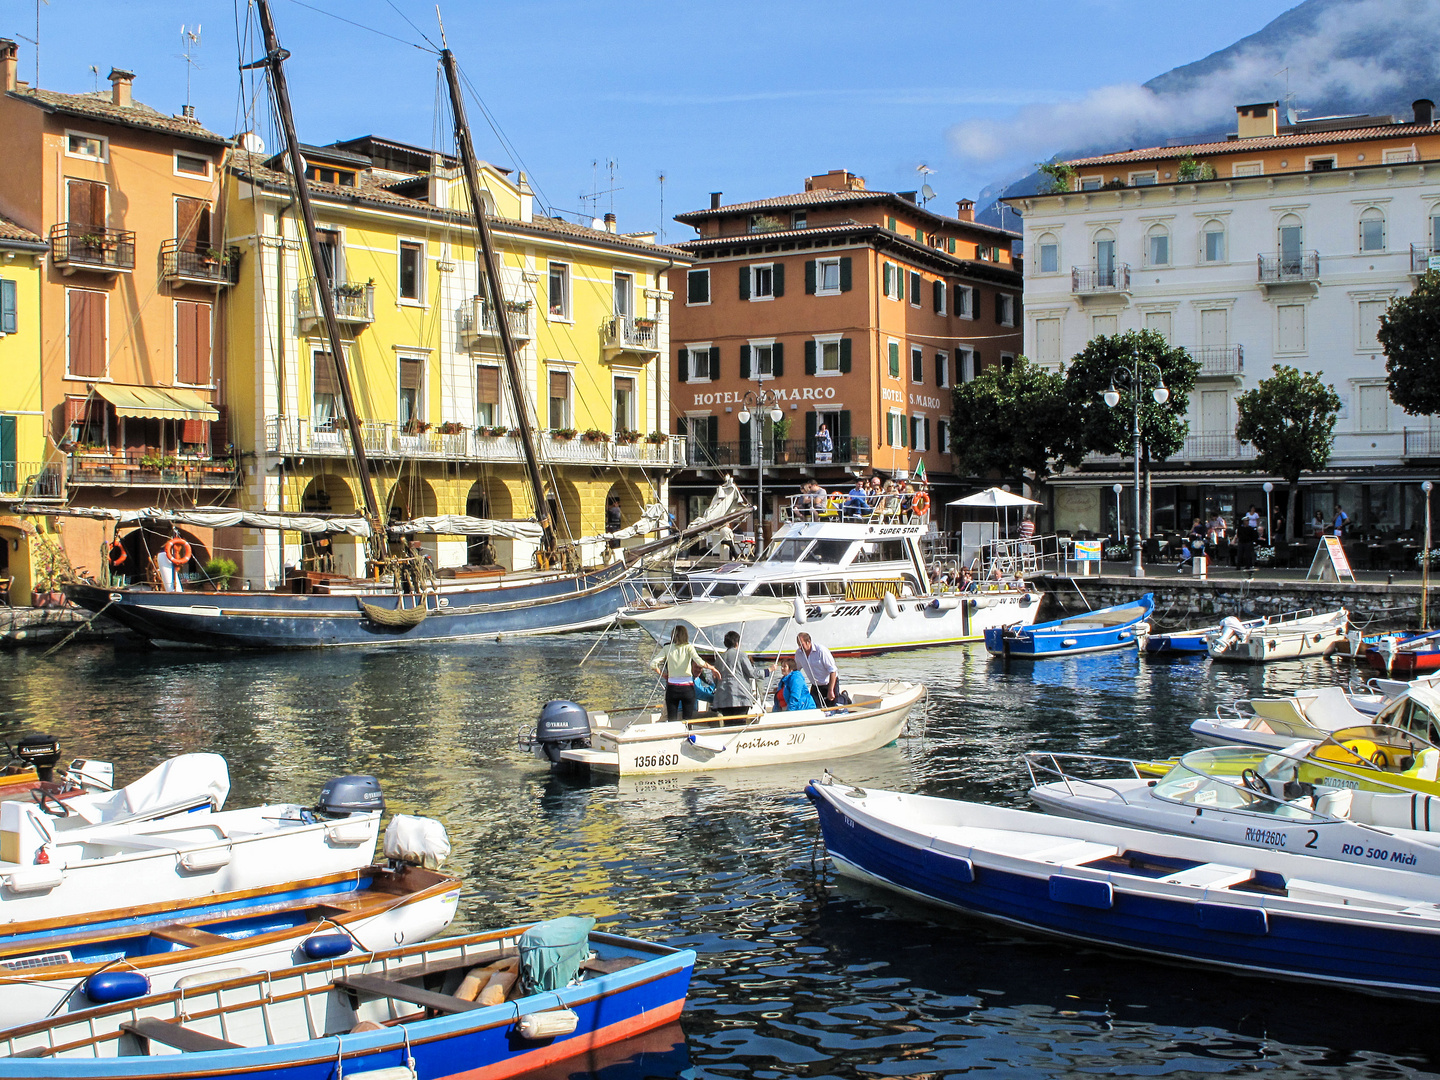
[1012,101,1440,545]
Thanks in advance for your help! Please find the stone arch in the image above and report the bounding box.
[548,475,584,541]
[1145,222,1170,266]
[115,525,211,587]
[299,473,358,515]
[0,517,36,605]
[464,478,517,566]
[385,473,440,522]
[606,478,646,527]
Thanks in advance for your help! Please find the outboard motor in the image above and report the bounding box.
[528,701,591,765]
[16,734,61,782]
[315,774,384,818]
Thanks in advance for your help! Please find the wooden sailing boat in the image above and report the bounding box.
[61,3,743,649]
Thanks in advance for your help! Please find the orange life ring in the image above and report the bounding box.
[107,540,127,567]
[164,538,192,565]
[912,492,931,516]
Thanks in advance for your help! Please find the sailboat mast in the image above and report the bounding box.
[439,49,555,557]
[252,0,384,540]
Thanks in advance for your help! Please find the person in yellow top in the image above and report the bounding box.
[651,625,720,720]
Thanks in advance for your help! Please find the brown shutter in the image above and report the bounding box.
[313,352,338,395]
[182,418,209,445]
[211,404,229,450]
[68,291,105,378]
[177,301,199,385]
[614,376,635,394]
[399,358,424,391]
[175,198,211,251]
[193,302,211,385]
[477,365,499,405]
[68,180,106,229]
[549,369,568,400]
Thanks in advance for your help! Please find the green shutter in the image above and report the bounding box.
[0,280,15,335]
[772,263,785,297]
[909,271,920,302]
[839,256,852,292]
[738,418,752,466]
[924,417,932,452]
[772,342,784,377]
[804,410,817,458]
[897,268,904,302]
[677,348,689,383]
[0,414,14,494]
[804,340,817,375]
[882,263,892,297]
[932,279,943,313]
[839,339,852,373]
[888,342,899,378]
[948,238,956,253]
[707,416,719,452]
[805,259,816,294]
[900,414,908,448]
[887,215,896,231]
[709,347,721,380]
[739,344,751,379]
[916,226,924,242]
[739,266,750,300]
[935,352,946,386]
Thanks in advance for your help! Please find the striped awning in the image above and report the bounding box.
[95,384,219,422]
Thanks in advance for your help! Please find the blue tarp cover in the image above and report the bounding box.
[520,915,596,993]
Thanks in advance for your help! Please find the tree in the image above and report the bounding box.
[1035,161,1076,195]
[1380,270,1440,416]
[1063,330,1200,536]
[1234,365,1341,540]
[950,357,1083,499]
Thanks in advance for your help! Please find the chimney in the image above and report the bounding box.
[1235,101,1279,139]
[1416,98,1435,125]
[709,192,721,210]
[108,68,134,108]
[604,212,617,234]
[805,169,866,192]
[0,39,16,93]
[955,199,975,222]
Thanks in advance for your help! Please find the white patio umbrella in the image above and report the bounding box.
[947,487,1042,539]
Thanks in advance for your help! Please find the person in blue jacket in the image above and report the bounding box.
[774,657,817,711]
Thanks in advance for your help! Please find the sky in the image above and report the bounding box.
[5,0,1305,239]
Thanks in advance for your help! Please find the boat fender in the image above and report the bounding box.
[793,597,808,624]
[1019,593,1033,607]
[346,1068,417,1080]
[325,819,376,846]
[179,845,232,871]
[929,596,961,611]
[84,970,150,1004]
[517,1009,580,1040]
[883,593,900,620]
[383,814,452,870]
[688,734,727,753]
[301,933,353,960]
[175,966,251,990]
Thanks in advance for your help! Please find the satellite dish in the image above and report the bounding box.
[1286,108,1299,125]
[591,218,606,230]
[921,184,937,202]
[239,131,265,155]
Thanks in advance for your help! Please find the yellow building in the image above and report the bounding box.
[224,136,687,584]
[0,214,57,603]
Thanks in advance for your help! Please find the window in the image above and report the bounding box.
[1035,319,1061,366]
[66,289,106,379]
[1092,313,1118,338]
[548,368,571,428]
[678,344,715,384]
[1001,353,1014,373]
[886,410,908,447]
[1130,171,1159,186]
[888,340,900,379]
[956,347,975,383]
[1277,304,1307,353]
[548,262,571,319]
[812,256,845,295]
[0,279,17,335]
[1094,230,1116,279]
[398,242,423,301]
[1308,157,1336,172]
[174,152,211,178]
[911,416,929,452]
[613,376,636,431]
[1146,224,1170,266]
[933,279,947,314]
[67,179,107,232]
[1358,384,1390,432]
[792,211,807,229]
[1359,208,1386,253]
[1232,162,1263,178]
[398,357,424,427]
[1200,308,1228,349]
[1203,221,1226,262]
[1144,309,1172,343]
[751,263,775,300]
[175,300,212,386]
[313,352,339,430]
[304,165,356,187]
[1384,147,1418,164]
[65,131,107,161]
[1037,234,1059,274]
[686,267,709,305]
[816,338,845,375]
[935,351,949,388]
[613,272,633,318]
[882,262,902,301]
[908,271,921,307]
[1278,215,1304,271]
[744,341,778,378]
[937,418,951,453]
[911,345,924,384]
[1080,176,1102,191]
[996,293,1015,326]
[886,215,898,231]
[476,365,500,427]
[1358,300,1387,350]
[955,285,974,318]
[174,197,212,256]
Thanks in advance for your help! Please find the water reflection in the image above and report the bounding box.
[0,636,1434,1076]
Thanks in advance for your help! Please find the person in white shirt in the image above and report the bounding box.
[794,632,839,705]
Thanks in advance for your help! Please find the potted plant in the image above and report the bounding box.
[581,428,610,443]
[633,316,657,331]
[552,427,577,441]
[645,430,668,445]
[615,429,641,445]
[139,452,164,472]
[771,416,794,462]
[402,419,432,435]
[335,281,367,299]
[205,556,237,591]
[436,421,466,435]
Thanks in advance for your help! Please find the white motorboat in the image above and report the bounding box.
[1025,744,1440,872]
[31,753,230,834]
[1207,607,1348,663]
[1191,683,1440,751]
[0,774,384,928]
[629,496,1041,656]
[522,680,924,776]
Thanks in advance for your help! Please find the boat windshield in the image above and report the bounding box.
[1152,752,1320,819]
[854,539,909,563]
[766,538,813,562]
[705,582,745,597]
[801,540,852,564]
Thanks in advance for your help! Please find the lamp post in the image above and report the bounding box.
[1112,483,1123,541]
[1424,480,1433,631]
[1103,352,1169,578]
[738,384,785,548]
[1263,482,1274,546]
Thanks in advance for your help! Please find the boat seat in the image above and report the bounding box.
[581,955,644,975]
[380,950,516,984]
[152,926,230,947]
[10,1046,50,1058]
[334,973,482,1015]
[1025,840,1119,865]
[1159,863,1254,889]
[119,1018,240,1053]
[1298,687,1368,732]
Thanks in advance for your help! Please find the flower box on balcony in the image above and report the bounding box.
[552,428,577,441]
[581,428,610,443]
[645,431,668,445]
[435,421,466,435]
[615,430,641,445]
[633,318,657,331]
[402,420,432,435]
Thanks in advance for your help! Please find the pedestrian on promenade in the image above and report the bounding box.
[1333,504,1349,538]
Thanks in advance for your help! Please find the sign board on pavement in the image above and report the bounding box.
[1306,535,1356,583]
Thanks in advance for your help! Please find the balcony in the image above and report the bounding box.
[458,296,532,347]
[265,416,688,468]
[161,239,239,288]
[602,315,661,359]
[684,437,871,470]
[1182,433,1256,460]
[1193,344,1244,377]
[1406,424,1440,458]
[66,452,239,490]
[1412,244,1440,275]
[0,461,64,501]
[297,278,374,331]
[49,223,135,275]
[1071,264,1131,297]
[1257,251,1320,286]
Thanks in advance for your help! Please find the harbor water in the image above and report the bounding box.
[3,634,1438,1078]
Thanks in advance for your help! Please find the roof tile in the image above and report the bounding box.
[1068,120,1440,167]
[8,87,227,144]
[0,213,44,247]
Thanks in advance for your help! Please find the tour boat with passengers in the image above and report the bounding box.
[628,495,1042,656]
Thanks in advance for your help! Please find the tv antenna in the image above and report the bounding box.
[657,171,666,242]
[15,0,48,87]
[917,163,937,205]
[1274,66,1300,125]
[579,158,622,219]
[178,25,202,110]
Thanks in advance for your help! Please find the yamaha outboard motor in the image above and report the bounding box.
[529,701,591,765]
[16,734,61,782]
[316,774,384,818]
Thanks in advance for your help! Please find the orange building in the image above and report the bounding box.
[668,169,1022,530]
[0,41,236,579]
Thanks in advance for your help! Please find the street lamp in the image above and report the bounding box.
[737,386,785,547]
[1263,482,1274,545]
[1112,483,1123,541]
[1102,352,1169,578]
[1424,480,1433,631]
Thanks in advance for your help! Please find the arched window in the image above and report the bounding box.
[1430,204,1440,253]
[1093,228,1116,285]
[1358,207,1386,252]
[1146,224,1170,267]
[1036,232,1059,275]
[1278,214,1304,273]
[1201,219,1225,263]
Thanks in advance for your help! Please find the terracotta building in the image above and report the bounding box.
[667,170,1022,532]
[0,40,234,580]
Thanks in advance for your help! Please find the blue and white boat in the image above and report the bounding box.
[985,593,1152,659]
[0,920,695,1077]
[807,772,1440,999]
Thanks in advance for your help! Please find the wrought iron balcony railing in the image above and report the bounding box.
[1258,251,1319,283]
[1193,344,1244,377]
[603,315,661,353]
[297,278,375,327]
[161,239,239,287]
[1412,244,1440,274]
[458,296,532,344]
[66,452,238,489]
[1071,264,1130,295]
[50,223,135,273]
[0,461,64,500]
